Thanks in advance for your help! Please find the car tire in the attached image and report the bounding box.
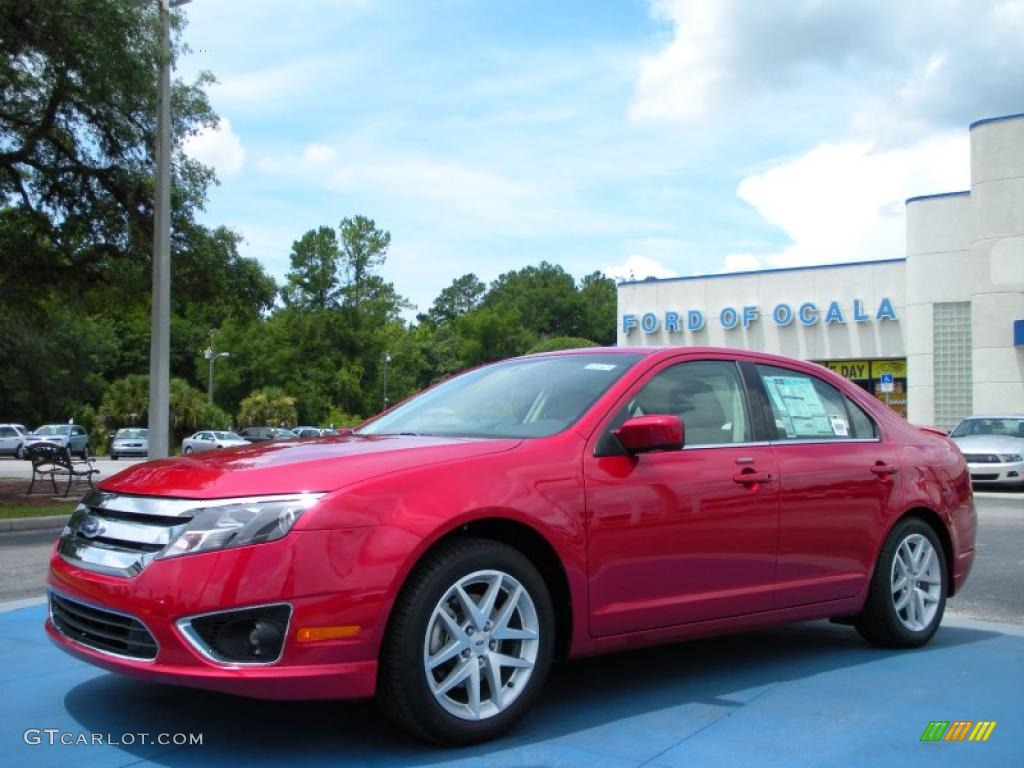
[81,444,89,460]
[15,445,23,460]
[110,454,118,460]
[855,517,947,649]
[378,537,555,745]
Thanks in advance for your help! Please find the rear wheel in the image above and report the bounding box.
[856,518,946,648]
[81,443,90,460]
[378,538,554,744]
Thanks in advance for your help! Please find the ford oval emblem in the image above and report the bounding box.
[79,515,103,539]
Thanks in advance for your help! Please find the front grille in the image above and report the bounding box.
[49,592,158,660]
[971,473,999,481]
[57,490,198,577]
[963,453,1000,464]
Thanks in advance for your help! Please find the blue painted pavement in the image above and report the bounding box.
[1,604,1021,767]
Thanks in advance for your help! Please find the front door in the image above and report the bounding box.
[584,358,780,637]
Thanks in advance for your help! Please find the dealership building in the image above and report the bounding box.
[617,112,1024,429]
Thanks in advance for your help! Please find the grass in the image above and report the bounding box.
[0,503,76,520]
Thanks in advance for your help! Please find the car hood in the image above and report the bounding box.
[952,434,1024,455]
[24,433,67,442]
[100,434,522,498]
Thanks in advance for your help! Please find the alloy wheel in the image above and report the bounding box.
[422,569,539,721]
[890,533,942,631]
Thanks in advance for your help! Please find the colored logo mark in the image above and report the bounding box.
[921,721,997,742]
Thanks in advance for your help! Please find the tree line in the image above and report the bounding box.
[0,1,616,449]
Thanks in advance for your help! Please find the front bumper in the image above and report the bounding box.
[967,460,1024,485]
[47,525,420,700]
[111,444,148,456]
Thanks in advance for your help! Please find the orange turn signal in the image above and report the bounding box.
[295,625,361,642]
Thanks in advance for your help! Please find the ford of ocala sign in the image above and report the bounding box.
[622,298,898,334]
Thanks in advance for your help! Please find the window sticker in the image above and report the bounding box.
[829,414,849,437]
[584,363,617,371]
[762,375,833,438]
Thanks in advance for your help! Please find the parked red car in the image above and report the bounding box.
[47,347,975,743]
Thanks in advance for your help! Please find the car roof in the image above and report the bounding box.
[521,345,847,370]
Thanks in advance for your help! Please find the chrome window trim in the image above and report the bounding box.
[681,441,772,450]
[768,438,883,446]
[48,588,159,664]
[176,602,293,667]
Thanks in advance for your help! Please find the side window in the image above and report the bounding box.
[757,365,856,441]
[845,397,878,439]
[613,360,751,447]
[0,427,13,437]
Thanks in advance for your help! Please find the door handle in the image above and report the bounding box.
[870,464,899,477]
[733,470,773,486]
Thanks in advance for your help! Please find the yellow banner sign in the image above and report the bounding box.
[820,359,906,380]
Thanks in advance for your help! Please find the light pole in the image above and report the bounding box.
[382,351,392,411]
[204,332,230,403]
[147,0,191,458]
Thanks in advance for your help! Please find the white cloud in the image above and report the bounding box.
[721,133,970,270]
[183,118,245,177]
[631,0,1024,135]
[603,254,676,283]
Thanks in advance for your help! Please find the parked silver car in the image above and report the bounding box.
[22,424,90,458]
[950,414,1024,486]
[181,430,248,455]
[0,424,27,458]
[110,428,149,460]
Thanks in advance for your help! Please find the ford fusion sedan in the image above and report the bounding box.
[47,348,975,744]
[949,414,1024,486]
[180,430,248,455]
[23,424,90,458]
[110,428,149,460]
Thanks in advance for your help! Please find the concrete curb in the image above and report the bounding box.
[0,514,69,533]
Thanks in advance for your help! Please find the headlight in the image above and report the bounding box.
[1000,454,1022,463]
[159,494,324,559]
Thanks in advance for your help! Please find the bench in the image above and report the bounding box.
[25,442,99,497]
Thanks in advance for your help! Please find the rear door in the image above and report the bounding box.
[584,357,780,636]
[750,364,901,608]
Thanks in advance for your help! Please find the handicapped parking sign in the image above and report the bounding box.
[879,372,894,393]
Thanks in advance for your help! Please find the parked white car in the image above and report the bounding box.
[181,430,248,455]
[0,424,27,458]
[110,428,149,460]
[949,414,1024,487]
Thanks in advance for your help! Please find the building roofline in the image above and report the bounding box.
[969,112,1024,130]
[905,190,970,205]
[617,258,906,287]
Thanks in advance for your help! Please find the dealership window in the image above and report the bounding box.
[933,302,972,430]
[757,365,864,440]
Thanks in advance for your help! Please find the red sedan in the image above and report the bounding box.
[47,347,976,743]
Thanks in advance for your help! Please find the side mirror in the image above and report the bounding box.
[613,415,684,454]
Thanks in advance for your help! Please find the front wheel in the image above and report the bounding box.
[378,538,554,744]
[184,446,193,455]
[110,454,118,461]
[81,444,89,460]
[856,518,947,648]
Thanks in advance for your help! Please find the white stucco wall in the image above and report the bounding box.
[969,114,1024,415]
[905,192,972,426]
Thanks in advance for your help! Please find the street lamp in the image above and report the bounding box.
[147,0,191,459]
[205,332,229,403]
[382,351,392,411]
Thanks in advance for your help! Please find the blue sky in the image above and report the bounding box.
[177,0,1024,315]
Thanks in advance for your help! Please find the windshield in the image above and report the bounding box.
[359,354,643,439]
[214,431,242,440]
[116,429,148,439]
[34,425,69,436]
[951,418,1024,438]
